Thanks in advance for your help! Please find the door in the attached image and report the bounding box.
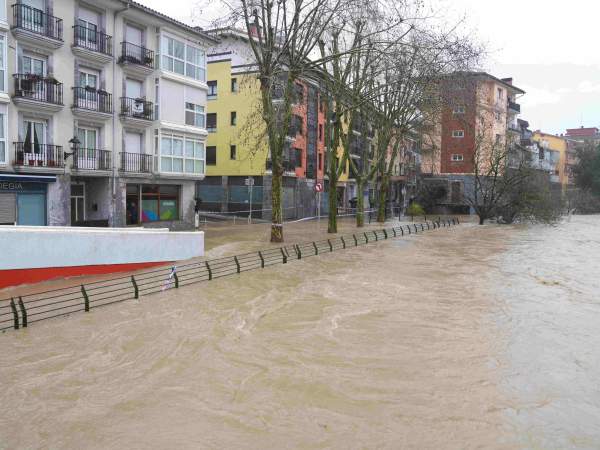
[76,7,99,49]
[70,183,85,224]
[77,69,99,109]
[0,193,16,225]
[21,120,46,166]
[125,78,144,116]
[76,127,98,169]
[18,54,46,99]
[17,193,46,225]
[22,0,45,34]
[124,132,144,172]
[125,24,143,61]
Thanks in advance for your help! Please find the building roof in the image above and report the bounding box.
[565,127,599,137]
[450,71,526,95]
[122,1,218,44]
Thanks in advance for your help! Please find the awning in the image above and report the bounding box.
[0,174,57,183]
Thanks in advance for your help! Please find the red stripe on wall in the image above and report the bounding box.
[0,262,171,290]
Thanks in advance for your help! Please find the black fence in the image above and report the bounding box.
[73,25,112,55]
[120,97,154,120]
[12,3,63,41]
[14,74,63,105]
[73,87,112,113]
[119,152,152,173]
[118,42,154,69]
[72,149,111,171]
[13,143,64,168]
[0,218,460,332]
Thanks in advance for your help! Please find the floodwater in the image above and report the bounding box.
[1,216,599,449]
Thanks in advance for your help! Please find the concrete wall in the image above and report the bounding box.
[0,226,204,270]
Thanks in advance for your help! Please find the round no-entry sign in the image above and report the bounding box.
[315,182,323,193]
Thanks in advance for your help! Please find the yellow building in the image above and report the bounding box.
[532,131,568,188]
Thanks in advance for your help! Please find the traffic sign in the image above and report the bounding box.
[315,182,323,192]
[245,177,254,186]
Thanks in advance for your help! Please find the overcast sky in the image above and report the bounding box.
[138,0,600,135]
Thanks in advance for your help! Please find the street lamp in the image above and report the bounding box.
[64,136,81,161]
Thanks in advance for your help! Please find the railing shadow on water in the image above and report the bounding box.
[0,218,460,332]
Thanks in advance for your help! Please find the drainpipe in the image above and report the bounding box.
[111,1,131,227]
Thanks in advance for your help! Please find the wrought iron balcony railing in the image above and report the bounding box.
[13,142,64,168]
[72,87,112,113]
[73,25,112,55]
[13,74,63,105]
[118,42,154,69]
[72,149,111,171]
[12,3,63,40]
[120,152,152,173]
[120,97,154,120]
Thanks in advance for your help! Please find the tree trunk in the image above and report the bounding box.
[356,178,365,227]
[479,215,485,225]
[377,180,387,223]
[327,174,338,233]
[270,164,284,242]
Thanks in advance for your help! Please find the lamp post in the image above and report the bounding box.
[64,136,81,167]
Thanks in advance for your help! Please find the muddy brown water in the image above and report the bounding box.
[0,216,599,449]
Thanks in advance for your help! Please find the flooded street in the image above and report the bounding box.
[1,217,599,449]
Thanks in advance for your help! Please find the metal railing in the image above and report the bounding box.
[120,97,154,120]
[266,159,295,172]
[508,100,521,113]
[73,25,112,55]
[118,42,154,69]
[119,152,152,173]
[13,142,64,168]
[12,3,63,41]
[72,87,112,113]
[72,149,111,171]
[13,74,63,105]
[0,218,460,332]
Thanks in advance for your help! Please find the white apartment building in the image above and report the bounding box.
[0,0,215,228]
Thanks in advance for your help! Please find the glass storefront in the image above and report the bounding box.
[0,176,50,225]
[126,184,180,224]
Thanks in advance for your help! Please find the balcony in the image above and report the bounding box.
[72,87,112,120]
[120,152,152,174]
[120,97,154,128]
[13,74,64,113]
[13,143,64,170]
[118,42,155,77]
[508,100,521,113]
[266,159,295,173]
[72,148,111,172]
[11,4,63,50]
[72,25,113,64]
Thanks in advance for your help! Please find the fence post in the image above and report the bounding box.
[312,242,318,255]
[353,234,358,246]
[374,230,379,241]
[364,232,369,243]
[234,256,241,273]
[421,223,424,231]
[407,225,411,234]
[258,251,265,268]
[205,261,213,280]
[18,297,27,328]
[400,226,404,236]
[10,298,19,330]
[341,236,346,249]
[392,228,397,237]
[427,222,430,230]
[328,239,333,252]
[414,224,418,233]
[131,276,139,299]
[280,248,287,264]
[296,244,302,259]
[457,217,460,224]
[81,285,90,312]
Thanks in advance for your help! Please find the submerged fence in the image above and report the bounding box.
[0,218,460,332]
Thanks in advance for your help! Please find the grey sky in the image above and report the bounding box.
[138,0,599,134]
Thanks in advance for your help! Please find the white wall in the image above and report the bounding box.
[0,227,204,270]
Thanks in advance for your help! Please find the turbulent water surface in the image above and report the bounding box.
[1,217,599,449]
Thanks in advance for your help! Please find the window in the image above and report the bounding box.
[20,54,45,75]
[294,148,302,168]
[452,130,464,138]
[230,144,236,160]
[0,34,5,92]
[70,183,85,224]
[318,124,323,141]
[141,185,179,222]
[230,111,237,126]
[207,80,217,99]
[206,113,217,132]
[0,113,5,164]
[451,154,464,161]
[76,127,98,163]
[294,83,304,103]
[495,111,501,122]
[161,36,206,81]
[206,146,216,165]
[160,134,205,175]
[185,102,205,128]
[318,153,323,171]
[231,77,238,93]
[453,105,465,114]
[497,87,503,101]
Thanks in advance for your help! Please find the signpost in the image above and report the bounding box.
[245,177,254,224]
[315,182,323,225]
